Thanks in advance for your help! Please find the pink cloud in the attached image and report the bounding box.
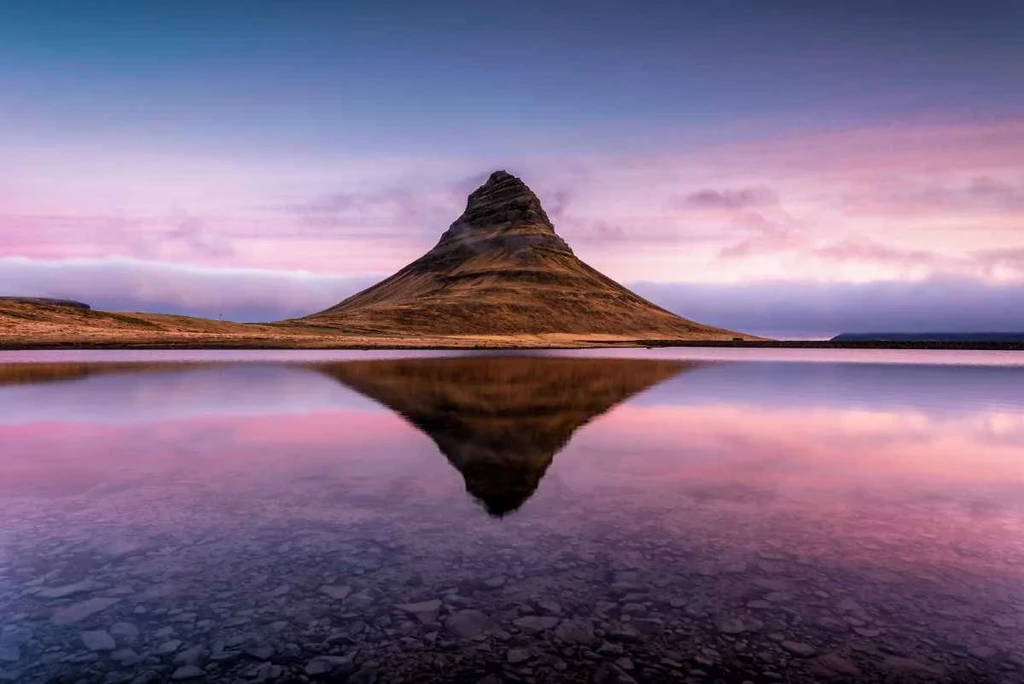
[716,211,806,259]
[703,120,1024,177]
[812,238,944,267]
[841,176,1024,218]
[974,247,1024,278]
[1,119,1022,285]
[0,212,236,263]
[0,256,376,321]
[670,186,779,211]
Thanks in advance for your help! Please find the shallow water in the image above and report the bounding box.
[0,350,1022,683]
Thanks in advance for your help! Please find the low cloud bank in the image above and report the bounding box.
[631,278,1024,338]
[2,257,1022,337]
[0,257,375,322]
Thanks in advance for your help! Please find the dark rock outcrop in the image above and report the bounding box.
[0,296,91,310]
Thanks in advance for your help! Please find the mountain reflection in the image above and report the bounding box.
[0,355,695,515]
[0,361,209,386]
[317,356,695,515]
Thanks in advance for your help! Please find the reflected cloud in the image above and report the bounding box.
[0,356,695,514]
[2,353,1023,521]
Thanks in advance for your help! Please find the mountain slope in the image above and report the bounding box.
[303,171,753,340]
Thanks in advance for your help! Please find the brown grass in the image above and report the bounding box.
[304,246,759,340]
[0,298,755,349]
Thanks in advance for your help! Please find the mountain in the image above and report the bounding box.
[303,171,753,341]
[318,355,696,515]
[0,171,754,348]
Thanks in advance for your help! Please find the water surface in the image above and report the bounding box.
[1,350,1023,683]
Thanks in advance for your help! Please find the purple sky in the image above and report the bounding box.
[1,1,1023,336]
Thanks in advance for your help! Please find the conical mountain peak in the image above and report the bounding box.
[304,168,754,341]
[454,169,553,231]
[482,169,519,186]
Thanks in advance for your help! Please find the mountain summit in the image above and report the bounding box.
[446,170,564,239]
[420,170,574,270]
[305,170,751,340]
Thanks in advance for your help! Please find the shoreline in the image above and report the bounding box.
[2,339,1023,352]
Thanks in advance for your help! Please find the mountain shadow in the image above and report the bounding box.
[315,355,697,516]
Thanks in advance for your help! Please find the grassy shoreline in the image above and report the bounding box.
[2,339,1023,351]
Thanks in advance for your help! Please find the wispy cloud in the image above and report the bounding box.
[812,239,941,267]
[162,216,236,260]
[672,187,778,211]
[632,276,1024,337]
[973,247,1024,278]
[717,211,806,259]
[0,212,238,263]
[2,120,1023,285]
[842,176,1024,217]
[0,257,376,322]
[287,189,453,231]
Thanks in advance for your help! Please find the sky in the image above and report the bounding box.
[1,0,1023,337]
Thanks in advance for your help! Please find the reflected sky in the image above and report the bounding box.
[1,354,1022,517]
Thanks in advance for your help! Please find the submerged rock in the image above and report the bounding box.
[782,641,816,657]
[81,630,116,652]
[555,618,596,643]
[305,652,357,677]
[170,665,206,680]
[51,597,120,625]
[513,615,560,632]
[109,622,140,640]
[318,585,352,600]
[446,610,495,638]
[395,599,442,624]
[592,662,639,683]
[37,580,104,599]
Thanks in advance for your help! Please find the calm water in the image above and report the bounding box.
[1,350,1023,684]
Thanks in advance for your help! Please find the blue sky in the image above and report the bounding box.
[4,1,1021,154]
